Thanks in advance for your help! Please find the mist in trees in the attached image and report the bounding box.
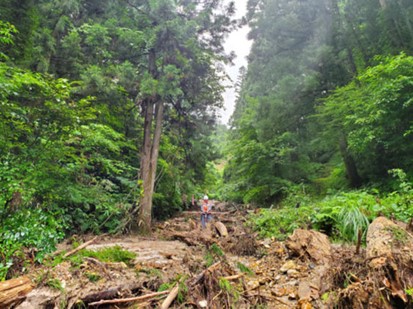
[223,0,413,204]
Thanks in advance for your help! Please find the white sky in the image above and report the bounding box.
[219,0,252,125]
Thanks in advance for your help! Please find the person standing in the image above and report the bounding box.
[200,195,213,228]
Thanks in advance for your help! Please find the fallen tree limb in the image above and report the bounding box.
[223,274,243,281]
[160,284,179,309]
[64,236,98,258]
[88,290,170,306]
[191,262,222,286]
[0,276,33,307]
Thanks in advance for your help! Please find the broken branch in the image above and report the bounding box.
[64,236,99,258]
[88,290,170,306]
[160,284,179,309]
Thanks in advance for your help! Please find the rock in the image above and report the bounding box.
[287,269,299,277]
[246,280,260,290]
[366,216,413,268]
[298,281,312,301]
[272,286,286,297]
[280,260,297,273]
[285,229,332,265]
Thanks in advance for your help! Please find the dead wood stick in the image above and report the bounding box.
[88,290,170,306]
[191,261,222,286]
[223,274,244,281]
[160,284,179,309]
[64,236,98,258]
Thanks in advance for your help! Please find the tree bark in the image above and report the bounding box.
[0,276,33,307]
[138,99,155,234]
[136,47,166,234]
[138,100,164,234]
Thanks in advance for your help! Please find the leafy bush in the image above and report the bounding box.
[249,170,413,244]
[0,209,64,280]
[249,206,313,240]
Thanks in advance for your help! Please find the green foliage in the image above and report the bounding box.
[157,275,188,304]
[0,20,17,59]
[318,54,413,182]
[249,172,413,243]
[204,251,214,267]
[218,277,240,302]
[85,271,101,282]
[249,205,313,240]
[46,278,65,291]
[0,209,64,280]
[236,262,254,276]
[310,191,378,242]
[210,243,224,257]
[68,246,136,267]
[204,243,225,267]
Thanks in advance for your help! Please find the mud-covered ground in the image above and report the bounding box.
[9,203,413,308]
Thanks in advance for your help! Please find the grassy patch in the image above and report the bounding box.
[68,245,136,267]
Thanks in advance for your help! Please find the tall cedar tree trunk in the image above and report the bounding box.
[137,49,164,234]
[339,135,362,188]
[138,101,164,234]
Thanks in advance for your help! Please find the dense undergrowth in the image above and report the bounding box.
[249,169,413,243]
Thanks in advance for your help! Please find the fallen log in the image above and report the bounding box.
[63,236,98,258]
[0,276,33,307]
[88,290,170,306]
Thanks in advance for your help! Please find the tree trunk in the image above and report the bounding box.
[135,47,166,234]
[138,101,164,234]
[138,99,155,234]
[338,135,362,188]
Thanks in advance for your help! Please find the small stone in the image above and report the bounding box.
[289,280,299,286]
[287,269,299,277]
[288,292,297,299]
[247,280,260,290]
[199,300,208,308]
[280,260,297,273]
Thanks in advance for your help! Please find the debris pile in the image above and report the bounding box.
[3,206,413,308]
